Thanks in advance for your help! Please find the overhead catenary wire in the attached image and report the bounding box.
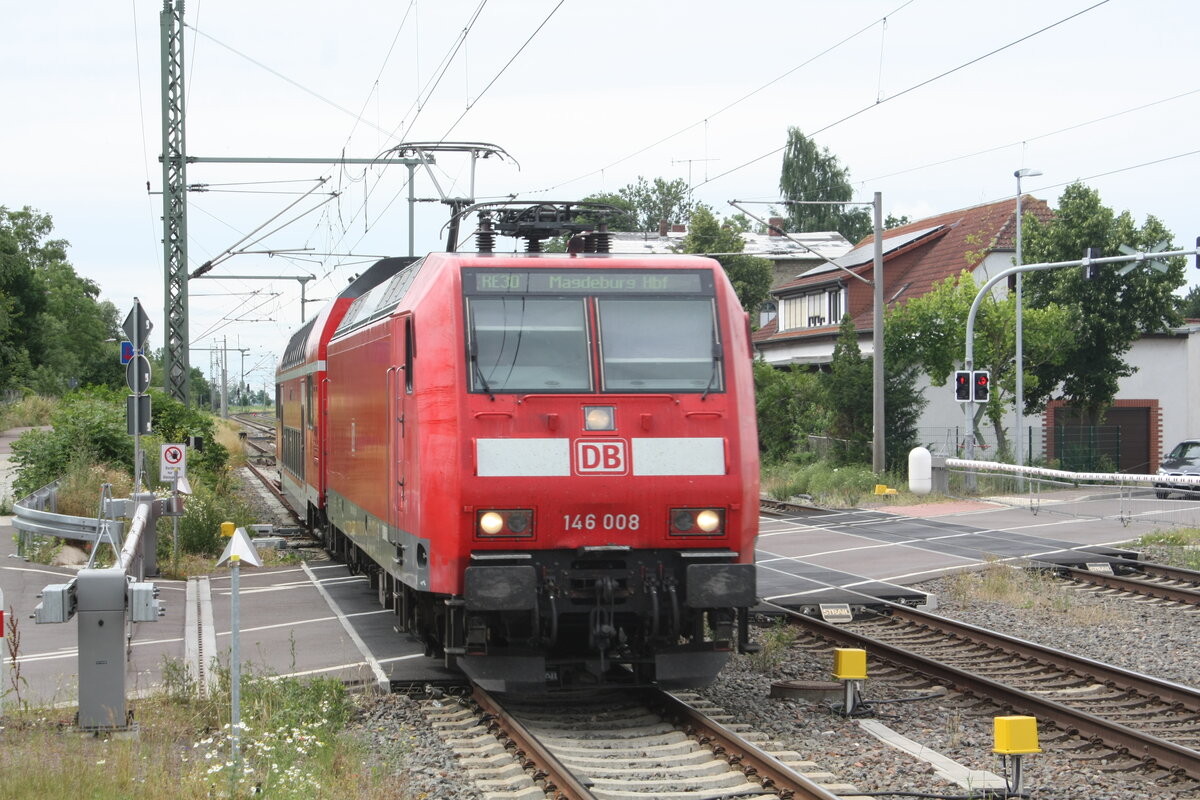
[526,0,915,196]
[858,87,1200,185]
[692,0,1113,192]
[321,2,563,279]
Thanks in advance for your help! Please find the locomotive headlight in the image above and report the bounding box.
[584,406,615,431]
[670,508,725,535]
[479,511,505,535]
[696,509,721,533]
[476,509,534,538]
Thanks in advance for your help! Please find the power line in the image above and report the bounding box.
[858,87,1200,185]
[525,0,914,196]
[185,22,399,141]
[439,0,567,142]
[1029,148,1200,195]
[693,0,1112,192]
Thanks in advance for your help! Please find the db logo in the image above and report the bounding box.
[575,439,627,475]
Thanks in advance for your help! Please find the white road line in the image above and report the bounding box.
[301,561,389,691]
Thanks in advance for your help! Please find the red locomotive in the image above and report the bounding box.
[276,204,759,691]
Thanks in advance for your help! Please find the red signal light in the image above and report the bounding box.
[954,371,971,402]
[972,370,990,402]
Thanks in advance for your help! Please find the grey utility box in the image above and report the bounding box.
[34,582,77,624]
[76,568,132,730]
[128,582,164,622]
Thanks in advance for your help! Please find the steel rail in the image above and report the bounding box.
[647,690,844,800]
[773,602,1200,780]
[471,685,599,800]
[1057,564,1200,606]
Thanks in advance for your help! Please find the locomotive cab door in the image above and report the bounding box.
[387,315,413,542]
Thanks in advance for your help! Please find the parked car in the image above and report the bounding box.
[1155,439,1200,499]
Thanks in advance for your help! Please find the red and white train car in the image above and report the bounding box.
[278,228,759,691]
[276,257,418,531]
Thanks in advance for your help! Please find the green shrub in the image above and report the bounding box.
[10,390,130,497]
[168,476,255,558]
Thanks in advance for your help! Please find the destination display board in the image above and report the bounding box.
[464,268,712,295]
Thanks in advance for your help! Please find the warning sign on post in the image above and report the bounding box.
[161,443,187,481]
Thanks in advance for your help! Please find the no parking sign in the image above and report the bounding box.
[161,443,187,480]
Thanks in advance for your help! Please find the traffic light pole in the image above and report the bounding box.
[961,245,1200,467]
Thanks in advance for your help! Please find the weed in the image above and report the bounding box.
[5,604,27,710]
[747,619,799,673]
[20,534,63,565]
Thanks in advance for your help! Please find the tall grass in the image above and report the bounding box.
[942,560,1111,624]
[0,664,416,800]
[0,395,57,430]
[761,460,883,507]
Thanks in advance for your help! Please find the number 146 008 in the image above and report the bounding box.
[562,513,640,531]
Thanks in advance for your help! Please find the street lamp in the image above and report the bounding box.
[1013,168,1042,468]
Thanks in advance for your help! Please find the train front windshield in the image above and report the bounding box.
[464,268,724,394]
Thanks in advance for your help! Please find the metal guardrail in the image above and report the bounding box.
[12,481,125,557]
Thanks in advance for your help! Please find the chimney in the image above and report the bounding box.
[768,217,786,237]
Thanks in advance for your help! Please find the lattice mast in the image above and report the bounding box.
[160,0,190,403]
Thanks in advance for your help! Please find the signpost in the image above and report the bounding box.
[160,444,186,480]
[217,526,262,779]
[123,300,153,490]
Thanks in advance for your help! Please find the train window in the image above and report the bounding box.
[466,297,591,393]
[597,298,723,393]
[305,376,314,428]
[404,317,414,393]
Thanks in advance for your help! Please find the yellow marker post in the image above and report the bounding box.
[994,715,1040,795]
[832,648,867,715]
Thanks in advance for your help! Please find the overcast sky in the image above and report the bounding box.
[4,0,1197,388]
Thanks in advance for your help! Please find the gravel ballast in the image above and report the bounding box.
[345,564,1200,799]
[232,469,1200,797]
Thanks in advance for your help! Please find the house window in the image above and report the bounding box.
[780,286,845,332]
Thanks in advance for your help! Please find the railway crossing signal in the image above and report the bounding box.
[973,370,991,402]
[954,371,971,402]
[954,370,991,402]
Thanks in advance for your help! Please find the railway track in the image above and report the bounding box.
[1050,559,1200,609]
[230,413,302,529]
[779,602,1200,781]
[425,685,864,800]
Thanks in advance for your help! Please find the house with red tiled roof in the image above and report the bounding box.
[753,196,1200,472]
[753,196,1052,365]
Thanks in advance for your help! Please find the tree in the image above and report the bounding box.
[752,360,826,462]
[884,360,926,473]
[1176,284,1200,319]
[885,271,1072,457]
[1021,183,1186,425]
[575,191,637,232]
[680,206,773,316]
[779,128,872,243]
[0,206,121,395]
[824,315,873,463]
[614,176,695,232]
